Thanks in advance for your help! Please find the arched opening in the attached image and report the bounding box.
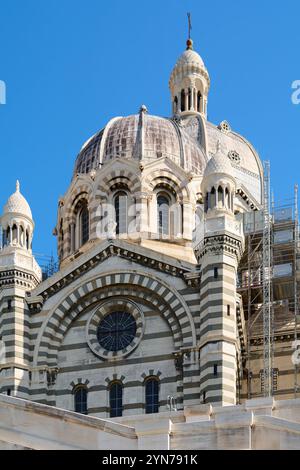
[173,96,178,114]
[114,191,128,235]
[180,89,185,112]
[12,224,17,245]
[74,386,88,415]
[6,227,10,246]
[205,193,209,213]
[197,91,202,112]
[157,193,170,236]
[5,227,11,245]
[145,377,159,414]
[26,230,30,250]
[218,186,223,207]
[2,228,7,247]
[59,219,64,244]
[109,381,123,418]
[225,187,230,209]
[188,88,192,110]
[210,187,216,209]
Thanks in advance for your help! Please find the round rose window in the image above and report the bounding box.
[97,311,137,352]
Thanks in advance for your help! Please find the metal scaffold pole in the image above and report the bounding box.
[263,161,272,397]
[294,184,299,397]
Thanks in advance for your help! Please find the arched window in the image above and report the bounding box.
[181,89,185,112]
[197,91,202,112]
[80,204,89,245]
[145,377,159,414]
[74,199,89,249]
[210,186,216,209]
[109,382,123,418]
[114,191,128,235]
[74,386,88,414]
[157,194,170,236]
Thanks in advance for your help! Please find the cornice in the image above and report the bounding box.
[27,242,198,309]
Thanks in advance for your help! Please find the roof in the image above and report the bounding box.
[73,112,208,176]
[3,181,32,220]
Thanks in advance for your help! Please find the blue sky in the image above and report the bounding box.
[0,0,299,259]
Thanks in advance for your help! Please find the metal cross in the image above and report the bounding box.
[187,12,192,39]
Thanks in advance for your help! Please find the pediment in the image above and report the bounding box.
[27,239,199,309]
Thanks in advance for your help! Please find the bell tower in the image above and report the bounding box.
[169,32,210,118]
[196,143,244,405]
[0,181,41,398]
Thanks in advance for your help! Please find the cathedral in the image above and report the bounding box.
[0,31,299,450]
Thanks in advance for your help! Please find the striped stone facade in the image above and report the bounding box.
[0,240,205,416]
[198,231,244,406]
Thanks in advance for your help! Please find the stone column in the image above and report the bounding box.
[191,87,194,111]
[70,223,75,252]
[17,225,20,246]
[182,201,194,241]
[222,185,226,208]
[185,90,188,111]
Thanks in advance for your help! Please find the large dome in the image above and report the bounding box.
[73,112,207,177]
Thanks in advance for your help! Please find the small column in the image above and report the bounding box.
[190,87,194,111]
[222,185,226,208]
[185,90,188,111]
[70,223,75,252]
[17,225,20,246]
[133,192,151,237]
[182,201,194,241]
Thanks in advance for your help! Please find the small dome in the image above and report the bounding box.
[175,48,204,68]
[3,181,32,220]
[203,141,233,178]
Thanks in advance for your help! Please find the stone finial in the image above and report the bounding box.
[16,180,20,192]
[186,38,193,50]
[139,104,148,114]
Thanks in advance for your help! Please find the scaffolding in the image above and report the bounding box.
[262,161,272,396]
[238,166,300,398]
[34,253,59,280]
